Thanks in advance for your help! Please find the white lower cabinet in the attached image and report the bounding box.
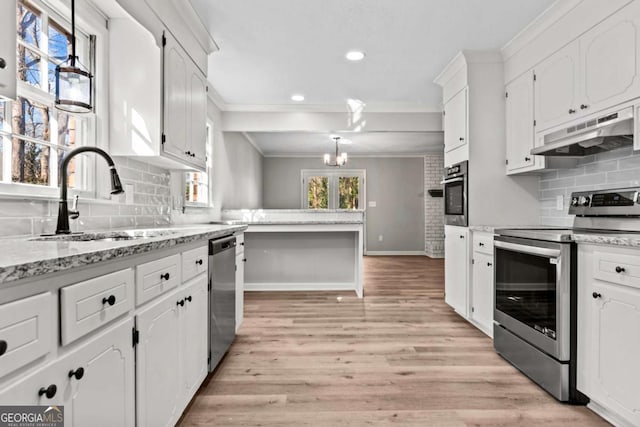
[470,252,494,336]
[578,244,640,427]
[444,225,469,317]
[0,318,135,427]
[137,274,208,427]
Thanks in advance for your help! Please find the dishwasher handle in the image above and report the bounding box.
[210,235,237,255]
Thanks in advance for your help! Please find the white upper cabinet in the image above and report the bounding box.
[580,1,640,115]
[506,71,543,174]
[534,41,580,132]
[533,1,640,133]
[444,88,468,155]
[0,0,16,99]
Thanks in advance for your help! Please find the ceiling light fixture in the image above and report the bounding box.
[291,94,305,102]
[345,51,365,61]
[324,136,348,167]
[55,0,93,113]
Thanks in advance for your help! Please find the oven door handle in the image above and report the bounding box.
[440,177,464,184]
[494,240,562,258]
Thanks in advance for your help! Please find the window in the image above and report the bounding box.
[0,0,94,195]
[184,122,213,206]
[302,170,365,210]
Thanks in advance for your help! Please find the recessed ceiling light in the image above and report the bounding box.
[345,51,365,61]
[291,94,305,102]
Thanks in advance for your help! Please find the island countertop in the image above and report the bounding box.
[0,224,246,286]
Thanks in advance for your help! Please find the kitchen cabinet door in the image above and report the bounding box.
[136,291,182,427]
[0,359,65,408]
[588,281,640,426]
[179,274,208,409]
[187,66,207,169]
[64,319,135,427]
[0,0,16,100]
[236,252,244,332]
[163,31,189,163]
[534,41,580,132]
[444,88,467,154]
[444,226,469,317]
[580,0,640,116]
[505,71,543,174]
[471,252,493,336]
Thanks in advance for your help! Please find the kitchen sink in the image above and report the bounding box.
[31,229,181,242]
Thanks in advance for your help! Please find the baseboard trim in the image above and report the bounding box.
[587,400,635,427]
[244,282,356,292]
[366,251,427,256]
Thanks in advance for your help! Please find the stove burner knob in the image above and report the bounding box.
[571,197,579,207]
[579,196,590,207]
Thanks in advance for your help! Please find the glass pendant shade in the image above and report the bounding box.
[55,62,92,113]
[322,137,348,167]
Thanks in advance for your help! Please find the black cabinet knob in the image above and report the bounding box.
[0,340,7,356]
[459,137,465,141]
[479,242,484,247]
[177,299,185,307]
[592,292,602,299]
[0,58,6,69]
[38,384,57,399]
[68,367,85,380]
[243,258,247,262]
[615,266,626,273]
[580,104,589,110]
[102,295,116,306]
[524,157,531,162]
[161,273,170,281]
[241,242,245,246]
[487,262,493,267]
[195,259,203,265]
[569,108,576,114]
[186,296,192,303]
[459,235,464,239]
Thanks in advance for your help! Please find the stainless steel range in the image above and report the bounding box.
[494,187,640,403]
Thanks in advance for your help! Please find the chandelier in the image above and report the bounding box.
[323,136,348,167]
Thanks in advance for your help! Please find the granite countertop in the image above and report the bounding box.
[573,233,640,247]
[213,220,363,225]
[0,224,246,286]
[469,225,544,233]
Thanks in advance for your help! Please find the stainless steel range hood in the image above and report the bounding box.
[531,106,634,156]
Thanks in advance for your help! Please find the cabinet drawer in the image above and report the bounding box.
[136,254,181,305]
[182,245,208,282]
[0,292,53,379]
[473,233,494,256]
[60,269,134,345]
[594,251,640,289]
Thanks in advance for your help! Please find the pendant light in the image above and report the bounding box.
[323,136,348,167]
[55,0,93,113]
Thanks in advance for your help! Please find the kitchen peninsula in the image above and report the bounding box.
[221,210,365,297]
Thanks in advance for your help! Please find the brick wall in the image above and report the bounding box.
[0,157,172,237]
[425,153,445,258]
[540,146,640,226]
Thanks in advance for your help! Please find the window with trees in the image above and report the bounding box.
[184,122,212,206]
[302,170,364,210]
[0,0,93,195]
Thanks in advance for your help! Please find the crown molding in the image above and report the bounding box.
[240,132,265,156]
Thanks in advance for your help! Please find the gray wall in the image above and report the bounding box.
[262,157,425,252]
[218,132,264,209]
[539,146,640,226]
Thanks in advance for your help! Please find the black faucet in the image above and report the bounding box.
[56,147,124,234]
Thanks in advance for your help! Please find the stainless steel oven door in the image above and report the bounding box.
[443,177,467,226]
[493,236,571,362]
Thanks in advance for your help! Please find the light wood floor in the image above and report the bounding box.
[179,256,609,426]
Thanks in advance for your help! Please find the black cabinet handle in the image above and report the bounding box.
[569,108,576,114]
[592,292,602,299]
[38,384,57,399]
[580,104,589,110]
[524,157,531,162]
[459,137,465,141]
[241,242,245,246]
[161,273,170,281]
[68,367,85,380]
[102,295,116,306]
[478,242,484,247]
[0,340,7,356]
[0,58,6,69]
[177,299,185,307]
[186,296,192,303]
[487,262,493,267]
[243,258,247,262]
[195,259,203,265]
[459,235,465,239]
[615,266,626,273]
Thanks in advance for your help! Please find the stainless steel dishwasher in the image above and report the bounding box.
[208,234,236,371]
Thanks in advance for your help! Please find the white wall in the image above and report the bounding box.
[218,132,263,209]
[262,156,426,253]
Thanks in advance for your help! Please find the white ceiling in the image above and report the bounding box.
[244,131,443,156]
[190,0,554,112]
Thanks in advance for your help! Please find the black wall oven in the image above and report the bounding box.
[442,161,468,227]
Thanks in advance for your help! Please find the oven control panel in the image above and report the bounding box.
[569,188,640,216]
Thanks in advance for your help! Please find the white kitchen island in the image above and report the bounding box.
[221,210,365,297]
